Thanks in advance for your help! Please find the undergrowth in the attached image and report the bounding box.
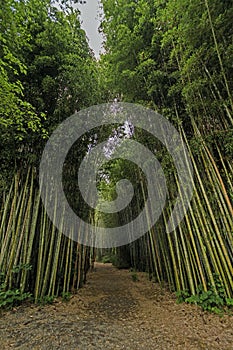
[130,269,139,282]
[0,265,32,309]
[176,274,233,315]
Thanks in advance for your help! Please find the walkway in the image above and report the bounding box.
[0,263,232,349]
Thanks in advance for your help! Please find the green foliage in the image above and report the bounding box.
[62,292,72,302]
[0,286,32,309]
[0,265,32,309]
[100,0,233,127]
[176,289,190,304]
[100,254,117,264]
[1,0,232,310]
[0,1,47,136]
[11,264,32,274]
[112,255,131,270]
[226,298,233,307]
[100,0,233,305]
[130,269,139,282]
[97,250,131,269]
[176,275,233,314]
[0,0,100,189]
[36,295,55,306]
[0,171,92,304]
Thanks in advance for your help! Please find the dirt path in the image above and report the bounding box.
[0,263,233,349]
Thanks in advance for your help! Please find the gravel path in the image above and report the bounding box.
[0,263,233,349]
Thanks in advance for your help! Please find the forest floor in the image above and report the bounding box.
[0,263,233,350]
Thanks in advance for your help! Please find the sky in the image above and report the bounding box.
[76,0,104,58]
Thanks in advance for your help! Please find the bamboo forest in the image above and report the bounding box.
[0,0,233,349]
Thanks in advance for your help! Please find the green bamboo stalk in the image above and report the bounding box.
[34,205,48,301]
[41,196,57,297]
[14,168,33,269]
[204,146,233,219]
[204,0,233,113]
[202,150,233,234]
[0,180,14,247]
[216,145,233,195]
[166,229,181,290]
[178,223,195,294]
[63,237,71,294]
[5,171,31,288]
[66,236,74,293]
[49,209,64,296]
[21,189,41,293]
[0,174,19,270]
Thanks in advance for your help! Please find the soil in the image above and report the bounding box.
[0,263,233,349]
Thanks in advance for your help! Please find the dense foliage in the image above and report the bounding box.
[99,0,233,302]
[0,0,100,188]
[0,0,99,304]
[101,0,233,128]
[0,0,232,308]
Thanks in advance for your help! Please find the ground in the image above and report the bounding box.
[0,263,233,349]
